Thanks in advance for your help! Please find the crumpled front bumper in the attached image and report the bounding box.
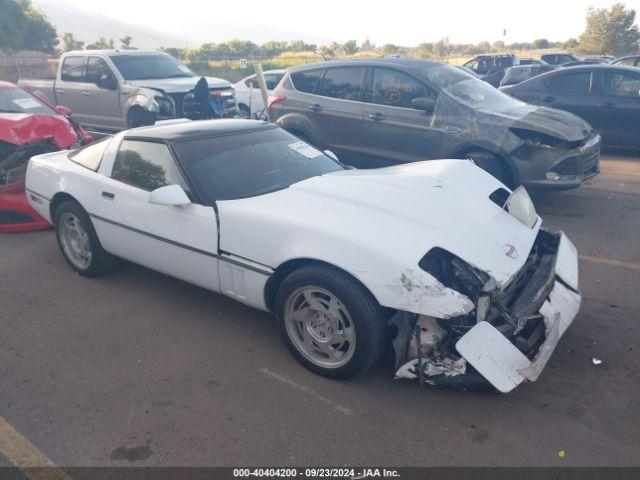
[393,231,581,392]
[456,232,581,392]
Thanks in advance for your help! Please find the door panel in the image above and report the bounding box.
[592,71,640,146]
[92,140,220,291]
[82,57,122,129]
[306,67,366,162]
[56,56,90,122]
[362,67,442,167]
[541,71,599,126]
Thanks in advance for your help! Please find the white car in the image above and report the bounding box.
[25,119,581,392]
[234,70,285,119]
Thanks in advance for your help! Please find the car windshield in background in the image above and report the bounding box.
[173,128,344,201]
[421,65,525,110]
[0,88,56,115]
[109,54,194,80]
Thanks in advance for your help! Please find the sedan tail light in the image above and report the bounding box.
[267,95,286,109]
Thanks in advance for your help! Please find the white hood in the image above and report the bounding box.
[218,160,541,316]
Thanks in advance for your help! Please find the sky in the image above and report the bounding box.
[37,0,640,46]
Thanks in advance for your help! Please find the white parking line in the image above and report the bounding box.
[260,368,354,415]
[0,416,72,480]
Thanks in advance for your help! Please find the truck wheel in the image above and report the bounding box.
[127,107,156,128]
[54,200,121,277]
[275,264,386,379]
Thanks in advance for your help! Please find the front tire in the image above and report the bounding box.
[465,150,513,188]
[54,201,120,277]
[275,264,386,379]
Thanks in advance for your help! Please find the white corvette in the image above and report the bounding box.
[25,119,581,392]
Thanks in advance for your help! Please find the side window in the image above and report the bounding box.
[264,74,282,90]
[317,68,364,100]
[111,140,190,194]
[68,137,111,171]
[464,59,479,72]
[61,56,86,82]
[549,72,591,94]
[86,57,115,84]
[370,68,430,109]
[290,70,322,93]
[476,58,492,75]
[617,58,636,66]
[602,72,640,98]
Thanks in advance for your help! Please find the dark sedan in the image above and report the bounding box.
[612,55,640,67]
[501,65,640,147]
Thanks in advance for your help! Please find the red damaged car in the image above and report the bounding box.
[0,81,91,233]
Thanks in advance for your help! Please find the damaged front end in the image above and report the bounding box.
[391,228,581,393]
[0,140,59,232]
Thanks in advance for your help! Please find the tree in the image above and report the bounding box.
[381,43,399,55]
[60,32,84,52]
[120,36,135,50]
[289,40,316,52]
[0,0,58,53]
[562,38,580,50]
[86,37,114,49]
[159,47,185,60]
[259,40,287,57]
[578,3,640,56]
[342,39,359,55]
[532,38,551,49]
[360,38,375,51]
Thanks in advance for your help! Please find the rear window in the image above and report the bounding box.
[318,67,364,100]
[172,128,343,201]
[68,137,110,171]
[290,69,322,93]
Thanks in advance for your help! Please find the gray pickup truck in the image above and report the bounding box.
[18,50,236,132]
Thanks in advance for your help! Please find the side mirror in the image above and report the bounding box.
[411,96,435,114]
[97,74,117,90]
[56,105,71,116]
[149,184,191,206]
[324,150,339,162]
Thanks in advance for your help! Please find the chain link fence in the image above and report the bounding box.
[0,50,470,84]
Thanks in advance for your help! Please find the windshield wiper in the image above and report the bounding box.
[0,109,22,113]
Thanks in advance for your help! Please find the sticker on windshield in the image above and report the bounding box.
[13,97,41,109]
[288,141,322,159]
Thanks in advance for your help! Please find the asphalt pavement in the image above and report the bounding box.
[0,153,639,468]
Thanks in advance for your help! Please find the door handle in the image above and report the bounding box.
[542,96,555,103]
[599,102,616,109]
[367,112,385,121]
[55,89,64,94]
[81,91,91,96]
[307,104,321,112]
[101,191,115,200]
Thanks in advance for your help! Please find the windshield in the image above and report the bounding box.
[109,54,194,80]
[173,128,344,201]
[0,87,57,115]
[421,64,525,110]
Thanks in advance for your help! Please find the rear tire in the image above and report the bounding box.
[54,201,121,277]
[238,104,251,119]
[275,264,386,379]
[465,150,513,188]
